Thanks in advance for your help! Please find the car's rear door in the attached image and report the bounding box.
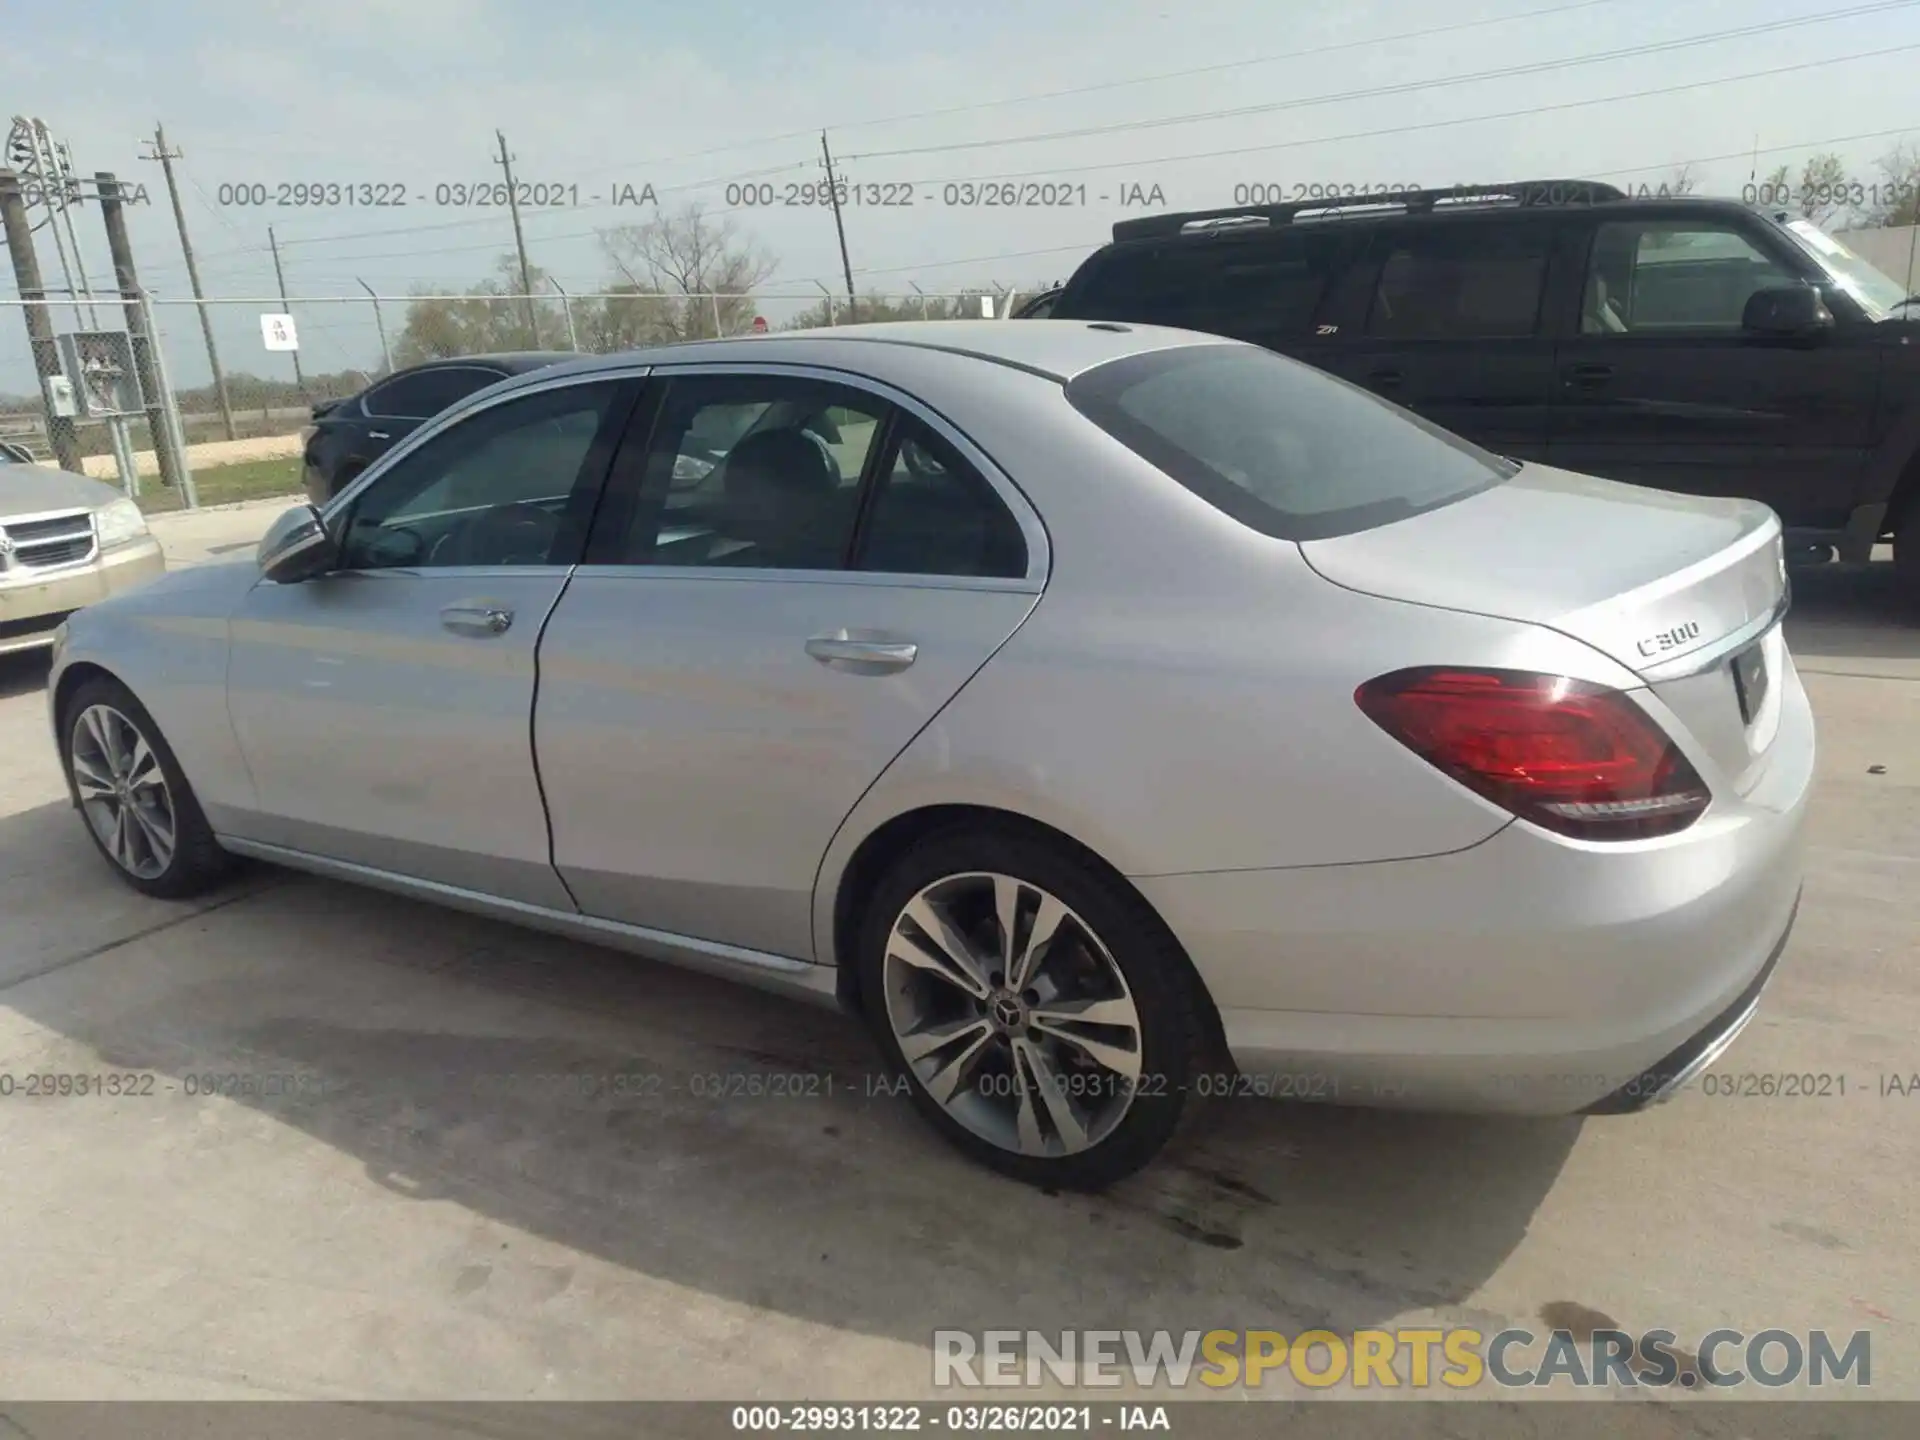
[533,365,1045,961]
[1306,213,1560,462]
[224,372,639,907]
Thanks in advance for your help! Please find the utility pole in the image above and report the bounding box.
[142,124,235,440]
[96,171,186,494]
[820,131,856,319]
[494,130,540,346]
[267,225,306,398]
[0,169,84,472]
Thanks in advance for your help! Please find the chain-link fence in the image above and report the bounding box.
[0,292,197,505]
[2,286,1035,511]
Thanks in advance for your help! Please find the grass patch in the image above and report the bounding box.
[135,455,304,516]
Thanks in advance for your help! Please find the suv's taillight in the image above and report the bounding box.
[1354,668,1710,841]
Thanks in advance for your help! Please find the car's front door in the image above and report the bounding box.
[1548,213,1881,528]
[534,367,1044,960]
[224,373,639,906]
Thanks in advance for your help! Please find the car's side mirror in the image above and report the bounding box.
[1742,284,1834,338]
[256,503,335,583]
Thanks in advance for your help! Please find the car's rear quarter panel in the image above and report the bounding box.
[810,353,1653,953]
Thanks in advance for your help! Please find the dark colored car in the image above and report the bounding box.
[302,352,574,505]
[1045,179,1920,599]
[1012,288,1062,319]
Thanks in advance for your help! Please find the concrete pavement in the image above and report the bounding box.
[0,525,1914,1414]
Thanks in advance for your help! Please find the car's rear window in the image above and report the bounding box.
[1063,343,1515,541]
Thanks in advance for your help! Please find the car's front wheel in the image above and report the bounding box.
[63,675,233,899]
[858,827,1204,1189]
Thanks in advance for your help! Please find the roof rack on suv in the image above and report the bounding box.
[1110,179,1627,243]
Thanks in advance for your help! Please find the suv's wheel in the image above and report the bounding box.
[857,827,1204,1189]
[1895,489,1920,609]
[63,675,233,899]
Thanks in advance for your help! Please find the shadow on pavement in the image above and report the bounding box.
[0,650,52,703]
[0,792,1578,1352]
[1782,560,1918,666]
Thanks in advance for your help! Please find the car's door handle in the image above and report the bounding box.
[440,604,514,636]
[1563,363,1614,389]
[368,430,391,440]
[805,634,918,671]
[1368,368,1404,388]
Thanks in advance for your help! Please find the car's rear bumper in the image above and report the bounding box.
[0,538,166,657]
[1135,656,1814,1116]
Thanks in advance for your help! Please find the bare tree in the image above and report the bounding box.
[596,204,776,341]
[1860,138,1920,228]
[1796,151,1852,226]
[1663,163,1698,197]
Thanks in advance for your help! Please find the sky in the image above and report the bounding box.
[6,0,1920,389]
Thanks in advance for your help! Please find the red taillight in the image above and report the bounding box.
[1354,668,1710,841]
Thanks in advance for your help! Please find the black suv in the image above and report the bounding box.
[303,352,575,505]
[1047,179,1920,597]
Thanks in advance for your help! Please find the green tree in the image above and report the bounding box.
[394,254,570,366]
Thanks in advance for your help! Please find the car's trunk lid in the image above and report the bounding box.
[1299,463,1789,792]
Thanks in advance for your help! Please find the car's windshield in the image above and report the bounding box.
[1781,218,1911,317]
[1066,343,1516,541]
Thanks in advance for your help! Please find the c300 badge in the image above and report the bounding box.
[1636,620,1702,658]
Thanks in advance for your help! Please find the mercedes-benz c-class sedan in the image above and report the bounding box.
[47,321,1811,1188]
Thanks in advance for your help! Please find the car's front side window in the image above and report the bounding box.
[338,380,626,571]
[604,375,885,570]
[1582,221,1800,334]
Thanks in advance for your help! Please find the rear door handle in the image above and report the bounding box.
[368,430,391,440]
[441,604,514,636]
[805,634,918,672]
[1563,363,1614,389]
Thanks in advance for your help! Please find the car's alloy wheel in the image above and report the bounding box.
[71,702,177,880]
[881,870,1146,1160]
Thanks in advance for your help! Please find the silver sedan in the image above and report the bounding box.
[46,322,1813,1189]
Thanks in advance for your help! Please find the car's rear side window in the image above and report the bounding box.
[1065,344,1514,541]
[1060,230,1355,343]
[1365,221,1551,339]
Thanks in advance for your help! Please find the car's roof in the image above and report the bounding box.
[1090,190,1773,262]
[514,320,1227,390]
[426,350,577,373]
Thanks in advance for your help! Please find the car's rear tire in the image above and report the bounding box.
[856,825,1205,1190]
[62,675,233,900]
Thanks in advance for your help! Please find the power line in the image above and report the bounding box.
[888,38,1920,188]
[842,0,1920,162]
[149,0,1909,273]
[257,38,1920,278]
[175,0,1640,178]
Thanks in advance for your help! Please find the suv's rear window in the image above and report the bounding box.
[1064,344,1515,541]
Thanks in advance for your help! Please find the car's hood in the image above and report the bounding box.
[0,463,120,517]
